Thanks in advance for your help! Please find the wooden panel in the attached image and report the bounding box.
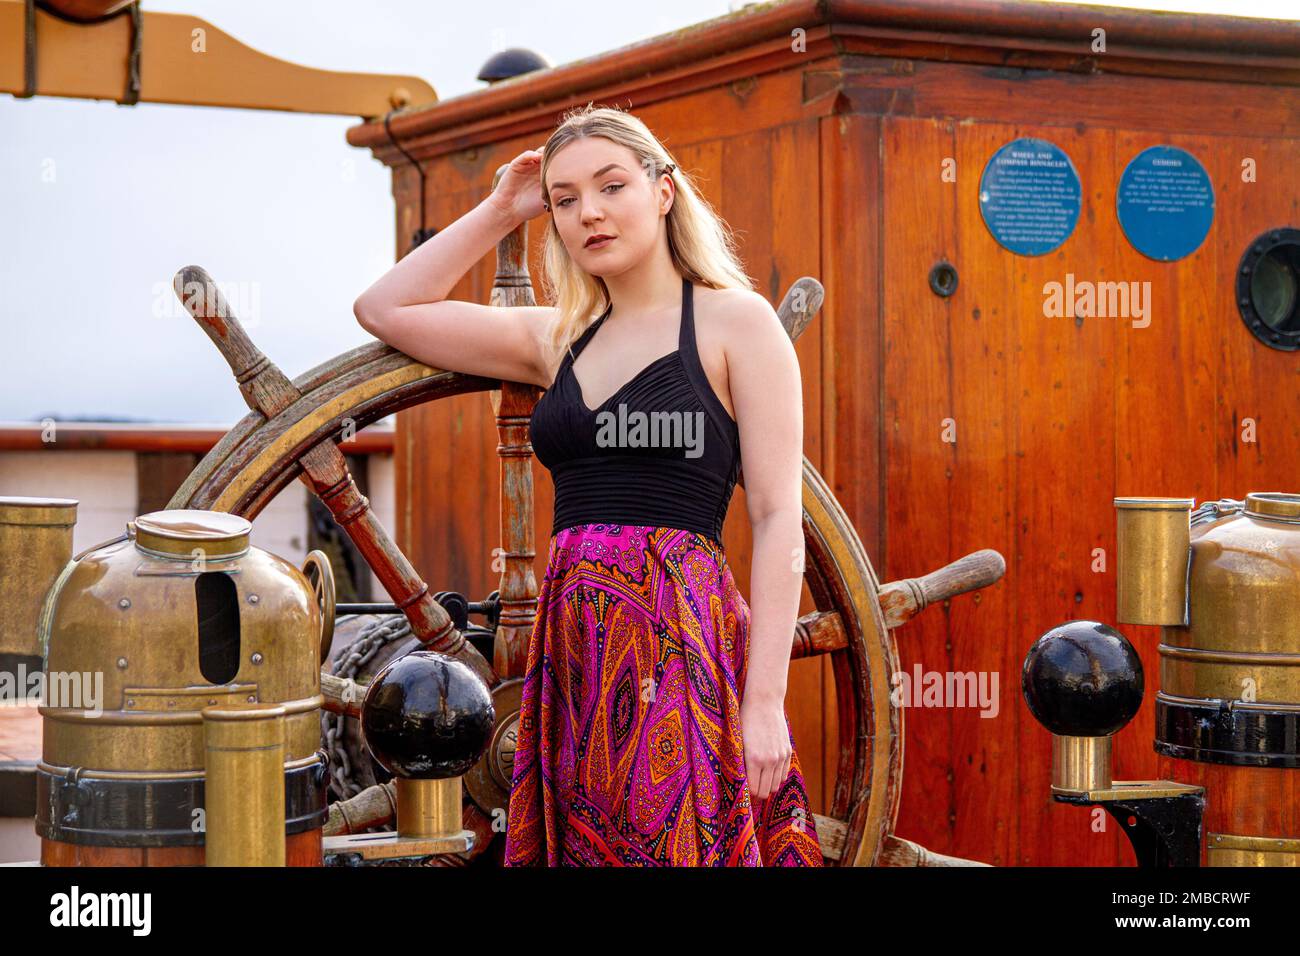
[1004,122,1120,866]
[393,181,501,600]
[881,115,961,860]
[1214,134,1300,500]
[1157,759,1299,864]
[770,118,829,813]
[1154,132,1300,862]
[947,121,1021,867]
[1107,129,1223,867]
[42,841,143,866]
[885,106,1300,867]
[136,451,202,516]
[818,111,884,814]
[838,56,1300,140]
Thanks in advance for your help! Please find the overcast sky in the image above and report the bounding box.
[0,0,1292,424]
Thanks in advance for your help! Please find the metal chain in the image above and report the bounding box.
[321,614,412,805]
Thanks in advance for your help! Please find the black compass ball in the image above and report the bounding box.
[360,650,495,779]
[1022,620,1143,737]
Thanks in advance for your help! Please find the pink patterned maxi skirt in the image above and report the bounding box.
[502,523,822,866]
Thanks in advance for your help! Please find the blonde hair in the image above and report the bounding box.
[537,104,753,370]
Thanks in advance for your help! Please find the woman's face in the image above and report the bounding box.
[544,136,671,277]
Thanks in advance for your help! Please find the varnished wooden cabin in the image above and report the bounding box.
[345,0,1300,866]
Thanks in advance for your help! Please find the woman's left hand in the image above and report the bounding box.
[740,695,792,804]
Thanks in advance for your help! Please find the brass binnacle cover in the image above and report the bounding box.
[1162,492,1300,706]
[38,508,324,775]
[1150,492,1300,767]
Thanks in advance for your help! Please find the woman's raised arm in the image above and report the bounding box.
[352,149,555,388]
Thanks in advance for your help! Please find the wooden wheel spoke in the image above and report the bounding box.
[815,819,993,866]
[790,608,848,658]
[169,265,497,688]
[811,814,848,861]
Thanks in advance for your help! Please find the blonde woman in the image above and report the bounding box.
[354,105,821,866]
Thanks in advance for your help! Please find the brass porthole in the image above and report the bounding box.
[1236,228,1300,352]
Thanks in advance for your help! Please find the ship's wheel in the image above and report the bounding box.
[168,253,1001,867]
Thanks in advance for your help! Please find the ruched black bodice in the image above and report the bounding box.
[529,277,741,544]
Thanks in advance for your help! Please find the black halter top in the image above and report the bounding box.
[529,277,742,545]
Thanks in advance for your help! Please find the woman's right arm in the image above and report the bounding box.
[353,150,554,388]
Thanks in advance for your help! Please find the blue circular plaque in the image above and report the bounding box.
[979,138,1082,257]
[1116,145,1214,261]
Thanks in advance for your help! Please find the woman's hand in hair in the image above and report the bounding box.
[488,148,548,225]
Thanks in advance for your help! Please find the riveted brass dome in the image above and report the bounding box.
[35,507,330,851]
